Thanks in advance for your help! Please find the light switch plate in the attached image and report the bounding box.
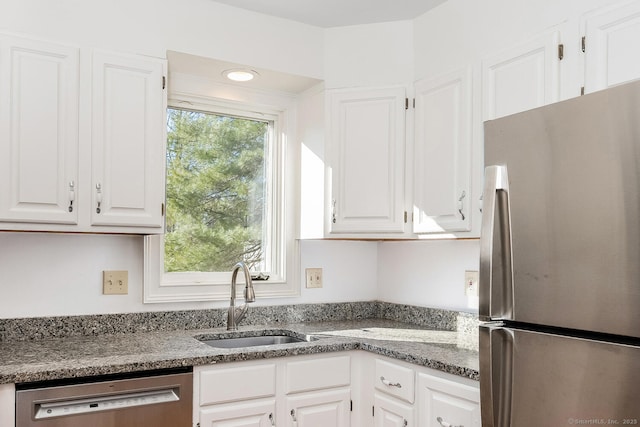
[465,270,479,297]
[103,270,128,295]
[305,268,323,288]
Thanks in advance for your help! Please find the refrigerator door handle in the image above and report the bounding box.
[480,324,514,427]
[479,165,514,321]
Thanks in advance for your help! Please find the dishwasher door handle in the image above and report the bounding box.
[35,388,179,419]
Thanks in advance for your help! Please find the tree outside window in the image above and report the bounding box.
[165,108,270,274]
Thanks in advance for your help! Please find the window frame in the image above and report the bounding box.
[144,91,299,303]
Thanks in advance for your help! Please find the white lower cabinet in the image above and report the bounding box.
[0,383,15,427]
[194,353,352,427]
[286,388,351,427]
[417,372,480,427]
[193,352,478,427]
[370,356,479,427]
[374,393,414,427]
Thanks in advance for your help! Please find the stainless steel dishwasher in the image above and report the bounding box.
[15,368,193,427]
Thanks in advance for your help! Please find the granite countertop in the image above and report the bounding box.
[0,318,479,385]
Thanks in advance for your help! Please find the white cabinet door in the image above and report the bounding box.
[91,50,166,229]
[482,31,561,120]
[0,35,79,225]
[583,1,640,93]
[328,87,406,235]
[413,68,472,233]
[0,384,15,427]
[286,388,350,427]
[417,373,480,427]
[374,393,414,427]
[200,399,277,427]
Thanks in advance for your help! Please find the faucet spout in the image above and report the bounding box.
[227,262,255,330]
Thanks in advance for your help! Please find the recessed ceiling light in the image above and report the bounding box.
[222,68,259,82]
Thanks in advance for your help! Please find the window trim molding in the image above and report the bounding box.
[143,89,300,303]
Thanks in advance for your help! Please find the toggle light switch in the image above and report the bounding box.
[305,268,323,288]
[103,270,128,295]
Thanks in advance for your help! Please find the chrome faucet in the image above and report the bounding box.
[227,262,256,331]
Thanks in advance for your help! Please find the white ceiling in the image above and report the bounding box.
[209,0,447,28]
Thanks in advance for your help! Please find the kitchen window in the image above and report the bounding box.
[144,93,298,302]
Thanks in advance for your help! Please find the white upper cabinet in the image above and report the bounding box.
[413,68,472,234]
[0,33,166,233]
[482,31,561,120]
[327,86,406,235]
[91,50,166,228]
[0,35,79,225]
[582,1,640,93]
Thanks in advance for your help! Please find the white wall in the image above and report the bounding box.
[377,240,480,312]
[324,20,414,89]
[1,0,324,78]
[0,233,377,318]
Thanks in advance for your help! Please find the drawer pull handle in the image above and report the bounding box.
[269,413,275,426]
[380,376,402,388]
[437,416,463,427]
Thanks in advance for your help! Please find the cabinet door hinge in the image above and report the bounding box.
[162,76,166,89]
[581,36,586,53]
[558,43,564,60]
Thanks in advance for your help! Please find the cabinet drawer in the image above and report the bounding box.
[199,363,276,405]
[285,355,350,394]
[374,359,415,403]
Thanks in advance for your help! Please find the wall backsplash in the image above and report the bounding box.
[0,301,478,344]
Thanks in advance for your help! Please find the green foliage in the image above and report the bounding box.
[165,108,267,272]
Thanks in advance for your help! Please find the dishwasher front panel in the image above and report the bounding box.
[16,371,193,427]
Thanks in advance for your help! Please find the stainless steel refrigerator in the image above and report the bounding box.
[480,79,640,426]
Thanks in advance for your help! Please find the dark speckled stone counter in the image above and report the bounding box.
[0,303,479,385]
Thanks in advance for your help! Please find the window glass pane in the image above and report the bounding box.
[165,108,269,273]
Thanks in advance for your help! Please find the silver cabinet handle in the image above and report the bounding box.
[95,183,102,214]
[380,376,402,388]
[437,416,463,427]
[68,181,75,213]
[331,199,336,224]
[458,190,466,220]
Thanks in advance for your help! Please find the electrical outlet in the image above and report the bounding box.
[305,268,323,288]
[465,270,479,297]
[103,270,128,295]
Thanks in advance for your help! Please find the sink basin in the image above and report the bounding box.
[196,332,314,349]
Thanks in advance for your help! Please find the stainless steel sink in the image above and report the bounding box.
[196,331,315,349]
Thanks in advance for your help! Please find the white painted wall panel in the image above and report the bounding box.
[377,240,480,312]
